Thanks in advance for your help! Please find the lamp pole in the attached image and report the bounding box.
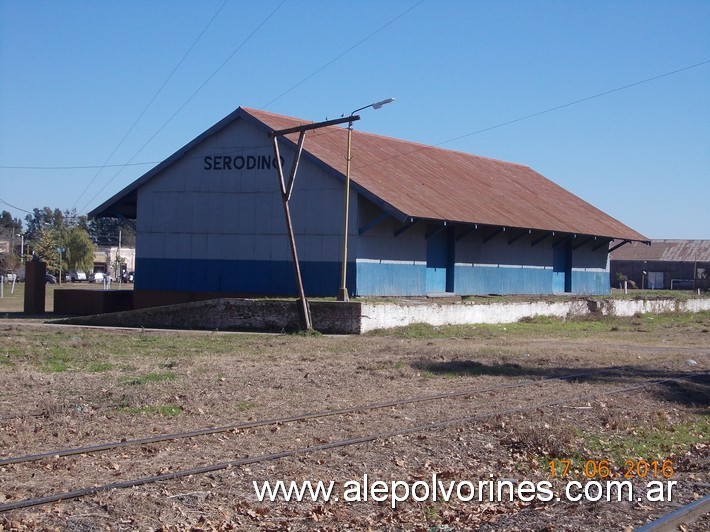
[337,98,395,302]
[57,247,65,285]
[16,233,24,264]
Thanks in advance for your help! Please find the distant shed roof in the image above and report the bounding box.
[610,239,710,262]
[91,106,648,242]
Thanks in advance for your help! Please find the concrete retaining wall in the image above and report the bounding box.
[359,297,710,333]
[55,297,710,334]
[57,298,363,334]
[606,298,710,316]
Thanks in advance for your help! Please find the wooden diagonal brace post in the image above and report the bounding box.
[268,115,360,331]
[272,136,312,331]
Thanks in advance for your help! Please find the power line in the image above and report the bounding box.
[0,198,32,215]
[2,59,707,176]
[260,0,426,110]
[0,143,275,171]
[71,0,229,210]
[351,59,710,173]
[2,0,411,175]
[435,58,710,147]
[25,58,706,230]
[1,162,158,170]
[79,0,287,213]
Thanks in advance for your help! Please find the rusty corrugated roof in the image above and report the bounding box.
[243,107,648,241]
[610,240,710,261]
[91,106,649,242]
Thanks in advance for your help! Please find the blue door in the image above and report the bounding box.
[553,242,572,293]
[426,228,448,293]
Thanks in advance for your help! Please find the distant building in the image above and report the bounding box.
[90,107,648,308]
[0,230,19,257]
[92,246,136,279]
[0,231,19,272]
[610,239,710,290]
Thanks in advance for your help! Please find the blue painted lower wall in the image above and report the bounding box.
[137,258,352,297]
[355,262,611,296]
[571,270,610,295]
[137,258,611,298]
[454,266,551,295]
[455,266,609,295]
[355,261,426,296]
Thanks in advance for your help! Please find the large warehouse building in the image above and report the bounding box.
[90,107,648,307]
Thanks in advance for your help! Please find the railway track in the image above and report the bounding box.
[2,371,704,514]
[635,495,710,531]
[0,369,604,467]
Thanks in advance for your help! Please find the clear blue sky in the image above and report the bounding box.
[1,0,708,238]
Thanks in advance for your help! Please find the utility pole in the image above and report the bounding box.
[270,115,360,331]
[20,234,24,264]
[118,230,122,285]
[337,98,394,302]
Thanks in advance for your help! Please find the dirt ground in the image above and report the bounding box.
[0,312,708,531]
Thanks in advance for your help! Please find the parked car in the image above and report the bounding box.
[89,272,106,283]
[69,270,87,282]
[45,274,57,284]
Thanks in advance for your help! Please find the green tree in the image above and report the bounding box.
[25,207,64,242]
[65,227,95,271]
[24,207,86,243]
[33,229,60,271]
[89,217,136,247]
[1,210,23,231]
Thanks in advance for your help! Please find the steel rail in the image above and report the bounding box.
[0,370,606,467]
[1,374,701,514]
[635,494,710,531]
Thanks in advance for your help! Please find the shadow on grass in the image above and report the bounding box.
[656,376,710,408]
[411,359,709,410]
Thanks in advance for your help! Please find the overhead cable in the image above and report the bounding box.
[71,0,230,210]
[79,0,287,212]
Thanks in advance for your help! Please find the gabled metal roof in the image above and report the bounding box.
[610,239,710,262]
[91,106,648,242]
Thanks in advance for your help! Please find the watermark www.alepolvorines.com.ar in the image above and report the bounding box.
[253,474,677,509]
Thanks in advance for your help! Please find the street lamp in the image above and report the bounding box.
[57,247,65,285]
[16,233,24,264]
[642,260,647,290]
[337,98,395,302]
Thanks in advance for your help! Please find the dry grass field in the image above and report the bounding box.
[0,311,708,530]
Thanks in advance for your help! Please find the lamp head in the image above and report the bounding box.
[371,97,395,110]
